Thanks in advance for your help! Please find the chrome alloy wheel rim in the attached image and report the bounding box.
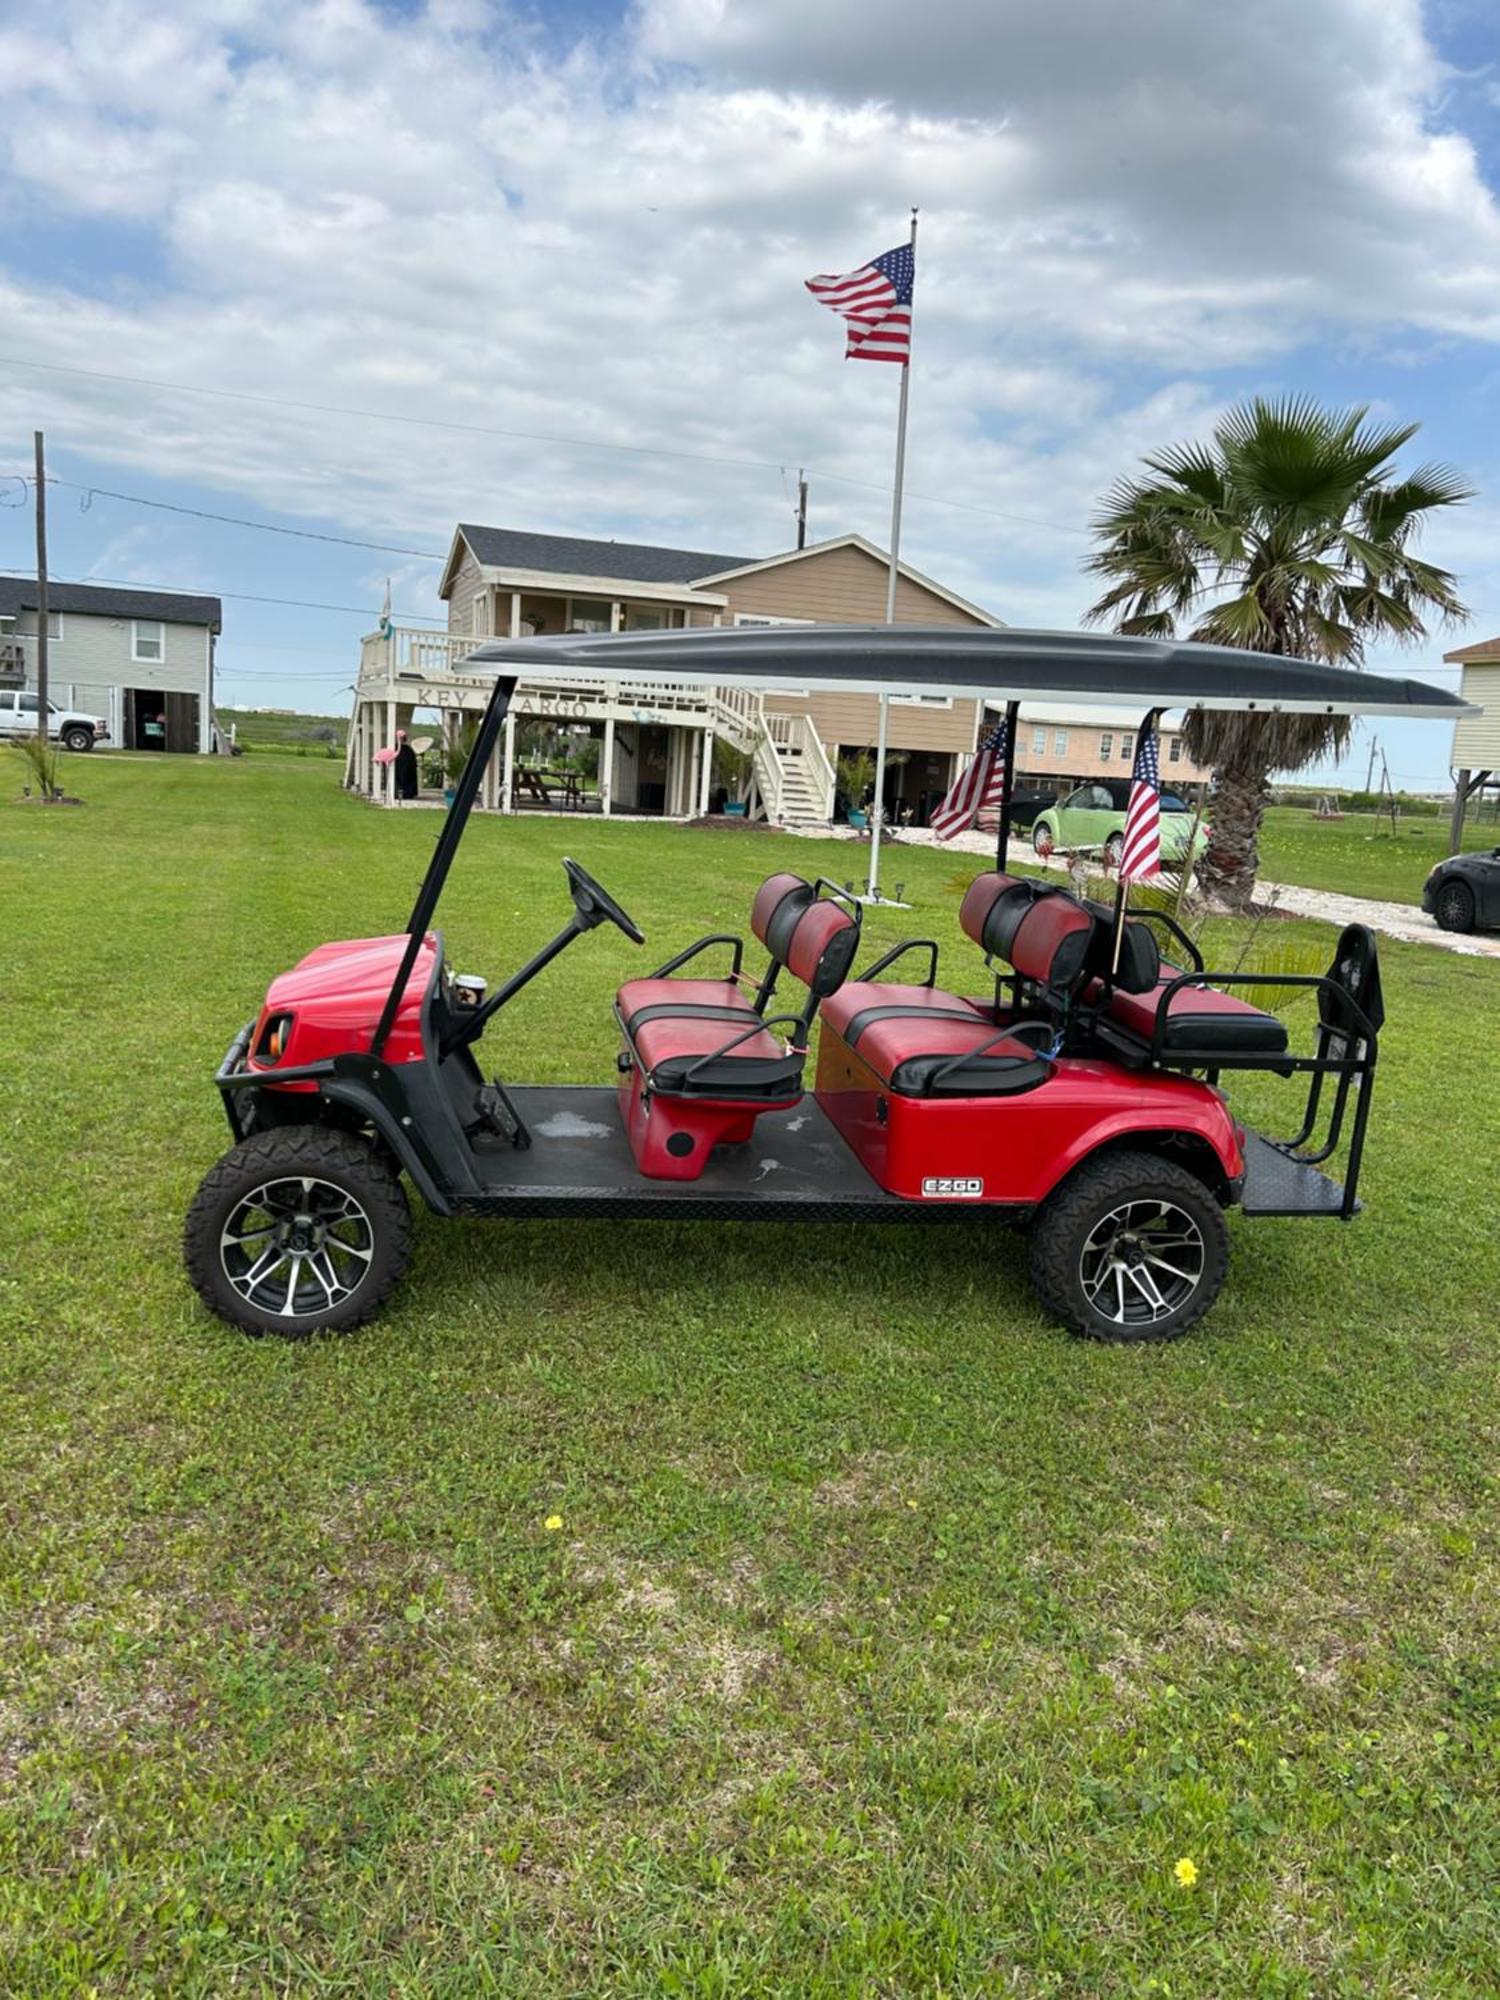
[1079,1198,1206,1328]
[220,1176,375,1320]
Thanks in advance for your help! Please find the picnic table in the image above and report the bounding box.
[514,767,586,809]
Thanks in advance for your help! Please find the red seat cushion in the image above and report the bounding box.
[824,991,1047,1098]
[631,1009,794,1089]
[1104,973,1289,1057]
[617,977,755,1028]
[849,1011,1048,1097]
[820,980,988,1043]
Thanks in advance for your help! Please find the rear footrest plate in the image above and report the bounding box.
[1239,1130,1354,1217]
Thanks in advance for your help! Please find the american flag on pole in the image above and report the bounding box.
[930,713,1008,840]
[1118,720,1162,880]
[805,242,915,363]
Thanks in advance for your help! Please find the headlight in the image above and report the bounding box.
[258,1013,294,1061]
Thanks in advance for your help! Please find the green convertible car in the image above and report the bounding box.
[1031,777,1209,870]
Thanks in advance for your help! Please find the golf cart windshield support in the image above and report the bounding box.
[370,671,518,1060]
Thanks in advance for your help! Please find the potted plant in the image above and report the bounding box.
[712,740,753,816]
[441,718,482,806]
[836,750,875,829]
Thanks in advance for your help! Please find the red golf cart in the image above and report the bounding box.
[185,626,1467,1342]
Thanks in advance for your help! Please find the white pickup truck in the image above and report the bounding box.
[0,687,110,751]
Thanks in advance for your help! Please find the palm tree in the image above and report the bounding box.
[1083,397,1471,903]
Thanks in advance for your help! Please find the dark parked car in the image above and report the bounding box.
[1422,846,1500,932]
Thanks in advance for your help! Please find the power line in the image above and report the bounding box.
[0,352,1088,537]
[5,475,445,560]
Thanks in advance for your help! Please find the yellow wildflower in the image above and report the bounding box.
[544,1514,564,1532]
[1174,1857,1199,1889]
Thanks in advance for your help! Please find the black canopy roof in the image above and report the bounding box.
[467,624,1471,720]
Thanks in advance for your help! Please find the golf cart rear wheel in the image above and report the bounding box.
[185,1127,412,1337]
[1029,1149,1229,1342]
[1434,881,1475,933]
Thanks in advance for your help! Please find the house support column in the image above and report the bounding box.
[510,592,521,637]
[699,728,713,816]
[1449,768,1491,852]
[384,699,396,806]
[601,715,615,816]
[502,709,516,813]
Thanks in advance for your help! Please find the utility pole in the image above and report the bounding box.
[795,470,808,550]
[1364,735,1377,794]
[33,430,49,747]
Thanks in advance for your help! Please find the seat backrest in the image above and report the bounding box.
[1081,899,1161,994]
[959,870,1095,994]
[1006,893,1097,994]
[958,871,1041,960]
[749,872,860,999]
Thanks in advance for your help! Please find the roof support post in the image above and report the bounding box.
[502,707,516,813]
[371,672,518,1060]
[699,726,713,816]
[995,700,1020,873]
[601,714,615,815]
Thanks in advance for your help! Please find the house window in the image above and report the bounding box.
[1120,733,1134,760]
[1168,735,1183,763]
[1054,730,1068,756]
[568,597,613,633]
[893,693,952,708]
[132,619,165,663]
[1032,727,1047,755]
[624,608,665,631]
[22,611,62,639]
[1099,731,1113,760]
[471,594,490,638]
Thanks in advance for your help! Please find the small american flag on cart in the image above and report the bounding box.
[930,713,1008,840]
[805,242,915,363]
[1118,720,1162,880]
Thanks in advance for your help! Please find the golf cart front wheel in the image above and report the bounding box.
[184,1126,412,1337]
[1029,1149,1229,1342]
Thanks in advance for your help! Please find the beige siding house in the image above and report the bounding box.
[1009,704,1211,794]
[347,523,1000,821]
[1444,637,1500,770]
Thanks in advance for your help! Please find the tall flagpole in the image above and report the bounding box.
[866,206,918,903]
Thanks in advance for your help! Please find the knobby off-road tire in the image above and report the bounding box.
[1029,1148,1230,1342]
[1434,881,1475,934]
[184,1126,412,1337]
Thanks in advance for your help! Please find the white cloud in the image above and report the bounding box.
[0,0,1496,776]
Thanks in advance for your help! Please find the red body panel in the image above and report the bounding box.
[814,1024,1243,1205]
[617,1065,786,1179]
[248,933,437,1087]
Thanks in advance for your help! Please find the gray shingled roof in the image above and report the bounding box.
[0,577,222,630]
[457,523,755,587]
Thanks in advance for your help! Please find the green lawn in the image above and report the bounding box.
[5,754,1499,1995]
[1255,804,1498,906]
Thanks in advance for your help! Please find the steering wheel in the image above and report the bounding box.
[563,857,645,944]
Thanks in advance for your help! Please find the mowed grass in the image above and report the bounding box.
[1255,803,1498,906]
[4,753,1499,1996]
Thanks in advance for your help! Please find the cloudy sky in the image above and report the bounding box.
[3,0,1499,784]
